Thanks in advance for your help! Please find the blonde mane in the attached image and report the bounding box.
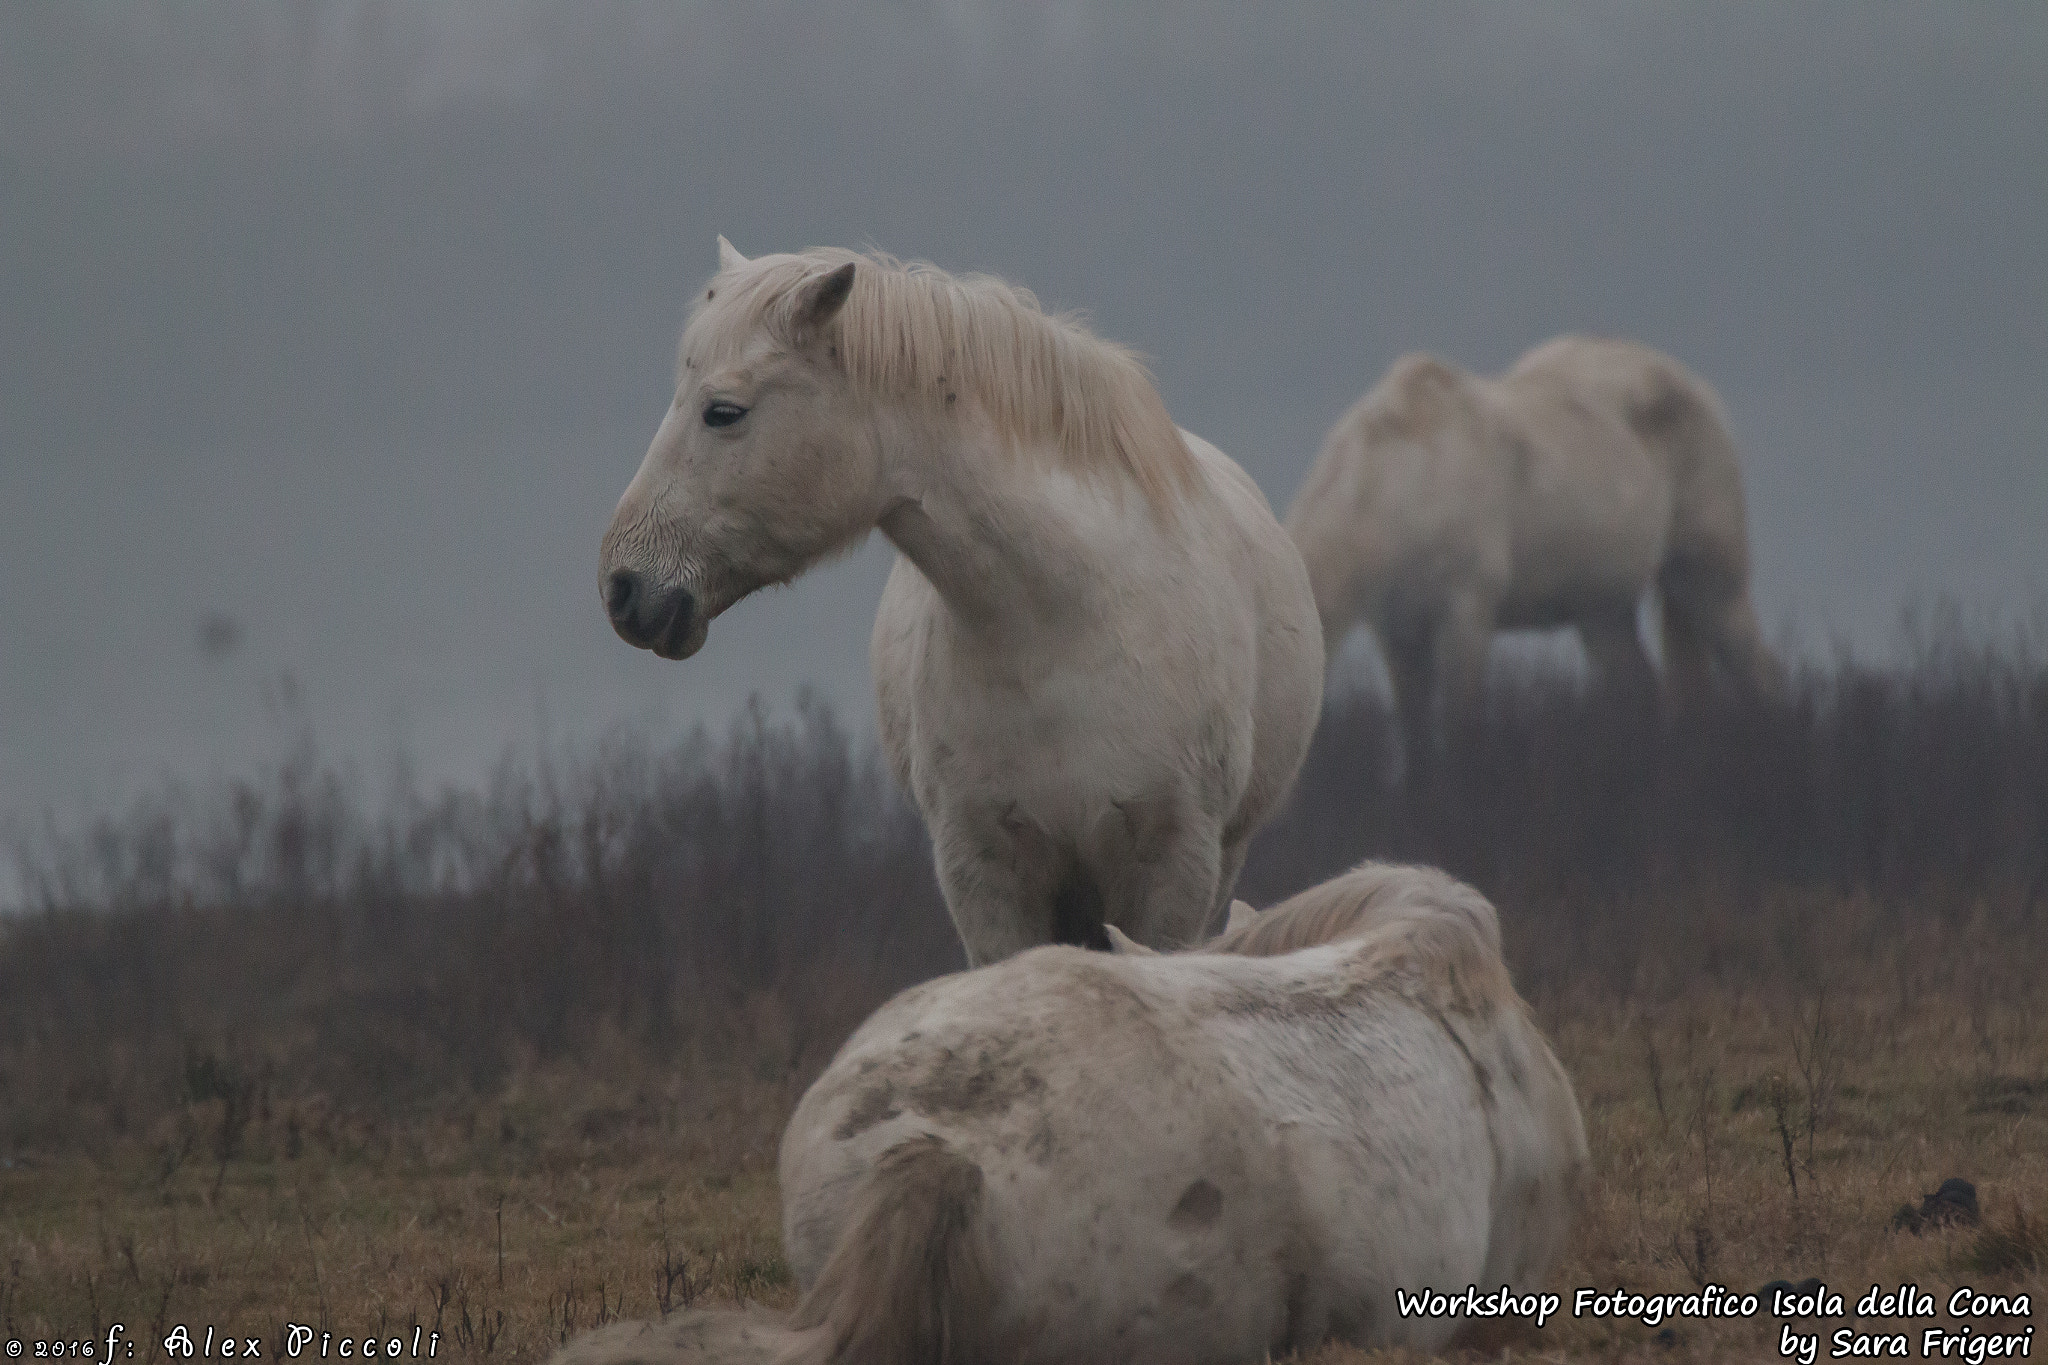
[1206,862,1515,1012]
[691,248,1197,511]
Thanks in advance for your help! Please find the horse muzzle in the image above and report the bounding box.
[602,568,705,659]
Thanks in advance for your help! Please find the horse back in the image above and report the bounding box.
[1506,336,1751,558]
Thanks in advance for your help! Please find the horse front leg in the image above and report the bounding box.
[1658,556,1784,707]
[1391,593,1493,798]
[927,801,1073,966]
[1381,621,1440,794]
[1578,602,1659,710]
[1082,788,1226,952]
[1433,591,1495,729]
[1203,834,1252,942]
[1705,592,1786,702]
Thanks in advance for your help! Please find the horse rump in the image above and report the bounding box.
[547,1135,996,1365]
[785,1133,999,1365]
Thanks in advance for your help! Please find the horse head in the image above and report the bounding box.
[599,240,875,660]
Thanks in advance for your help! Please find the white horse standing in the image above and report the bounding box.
[600,242,1322,962]
[551,862,1589,1365]
[1286,336,1781,767]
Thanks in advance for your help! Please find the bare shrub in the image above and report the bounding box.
[4,612,2047,1157]
[0,688,960,1151]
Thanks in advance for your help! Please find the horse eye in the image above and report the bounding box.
[703,401,748,429]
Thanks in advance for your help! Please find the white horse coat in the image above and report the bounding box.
[1287,336,1780,763]
[600,243,1322,961]
[551,863,1589,1365]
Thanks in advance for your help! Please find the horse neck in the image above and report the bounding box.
[874,410,1150,642]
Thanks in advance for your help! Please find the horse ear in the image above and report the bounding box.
[790,261,856,338]
[1225,899,1260,933]
[1103,924,1157,956]
[717,235,749,272]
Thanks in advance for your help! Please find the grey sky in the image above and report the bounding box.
[3,2,2044,842]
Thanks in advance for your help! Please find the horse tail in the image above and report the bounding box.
[782,1134,998,1365]
[1631,362,1781,701]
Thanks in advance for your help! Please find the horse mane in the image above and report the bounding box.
[1206,862,1516,1013]
[1289,354,1477,523]
[693,248,1197,512]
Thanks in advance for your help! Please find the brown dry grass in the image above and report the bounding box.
[1,1055,803,1362]
[7,894,2042,1364]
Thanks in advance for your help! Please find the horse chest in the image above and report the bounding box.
[899,650,1242,856]
[913,669,1198,794]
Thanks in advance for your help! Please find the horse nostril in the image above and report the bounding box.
[604,569,641,623]
[604,570,700,656]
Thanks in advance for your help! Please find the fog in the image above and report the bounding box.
[3,2,2043,842]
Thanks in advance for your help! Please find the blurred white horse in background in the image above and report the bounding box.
[1286,336,1781,772]
[551,862,1588,1365]
[600,241,1322,962]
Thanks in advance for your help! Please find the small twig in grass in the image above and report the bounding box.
[297,1196,329,1331]
[1766,1074,1800,1202]
[1671,1016,1720,1287]
[1644,1031,1667,1127]
[1791,986,1837,1182]
[496,1195,506,1290]
[556,1281,581,1343]
[654,1192,692,1317]
[428,1274,454,1333]
[1968,988,2000,1075]
[457,1284,506,1359]
[156,1130,193,1189]
[1672,1221,1715,1289]
[143,1274,175,1365]
[1625,1139,1650,1261]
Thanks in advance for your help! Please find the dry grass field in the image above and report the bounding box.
[5,894,2043,1363]
[6,640,2046,1362]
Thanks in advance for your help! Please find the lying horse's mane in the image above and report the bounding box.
[1206,862,1517,1013]
[695,248,1196,511]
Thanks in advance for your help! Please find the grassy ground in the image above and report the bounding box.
[9,649,2048,1360]
[1,1063,804,1362]
[7,897,2043,1364]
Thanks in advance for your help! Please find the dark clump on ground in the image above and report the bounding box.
[1894,1177,1981,1234]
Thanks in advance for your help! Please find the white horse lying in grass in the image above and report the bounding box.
[551,862,1588,1365]
[1286,336,1781,768]
[599,240,1322,962]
